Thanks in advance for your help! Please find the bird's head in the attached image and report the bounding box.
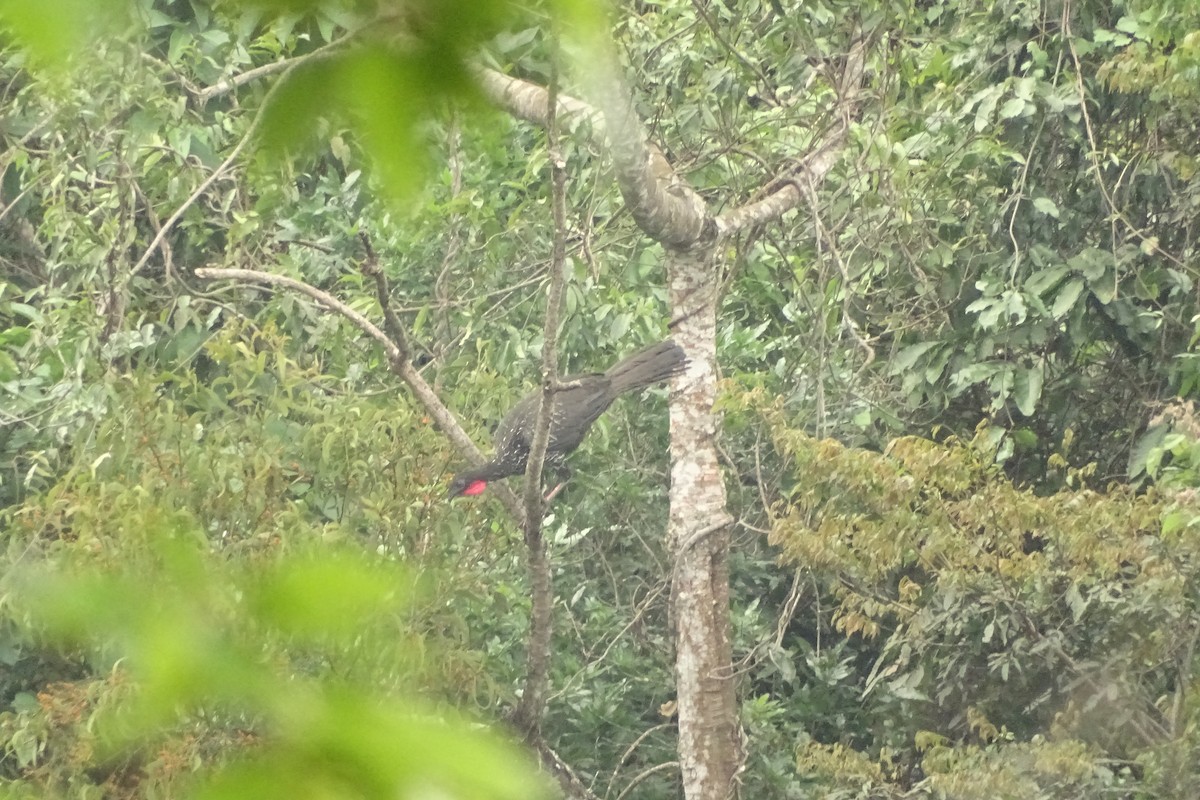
[447,473,489,498]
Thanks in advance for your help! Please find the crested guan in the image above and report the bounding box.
[448,339,686,497]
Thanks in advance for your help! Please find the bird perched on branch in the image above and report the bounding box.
[448,339,686,498]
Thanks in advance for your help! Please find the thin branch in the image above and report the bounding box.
[357,233,411,361]
[615,761,680,800]
[688,0,777,106]
[798,169,875,367]
[129,170,174,282]
[530,736,602,800]
[715,35,868,236]
[672,513,735,578]
[1062,9,1185,269]
[196,35,353,104]
[192,266,527,526]
[512,38,569,741]
[434,118,465,364]
[605,724,674,800]
[549,580,670,705]
[129,70,288,279]
[195,268,393,351]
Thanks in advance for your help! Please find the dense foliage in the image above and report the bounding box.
[3,0,1200,797]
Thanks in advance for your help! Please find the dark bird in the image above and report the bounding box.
[448,339,686,497]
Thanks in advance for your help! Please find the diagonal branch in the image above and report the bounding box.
[196,32,357,104]
[193,266,526,526]
[715,35,869,236]
[129,68,289,280]
[585,50,710,249]
[477,63,711,250]
[357,233,412,361]
[474,66,602,132]
[531,736,601,800]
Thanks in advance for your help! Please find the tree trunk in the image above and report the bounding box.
[668,247,741,799]
[474,27,866,796]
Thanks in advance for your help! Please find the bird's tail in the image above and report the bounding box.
[605,340,686,395]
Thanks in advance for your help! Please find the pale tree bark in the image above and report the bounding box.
[581,47,740,799]
[478,26,866,797]
[664,249,741,797]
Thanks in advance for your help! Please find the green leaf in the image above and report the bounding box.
[1012,368,1043,416]
[1051,277,1085,318]
[950,362,1000,390]
[1012,427,1038,450]
[0,351,18,381]
[1069,248,1110,282]
[1066,584,1088,621]
[974,87,1001,132]
[966,296,1002,330]
[889,341,940,374]
[10,727,39,767]
[999,97,1026,119]
[1032,197,1060,218]
[1092,29,1131,46]
[7,302,43,323]
[1026,265,1069,296]
[1115,15,1140,35]
[1162,510,1188,536]
[1128,424,1169,479]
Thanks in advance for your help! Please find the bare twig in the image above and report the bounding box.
[196,268,392,351]
[550,580,670,705]
[688,0,777,106]
[615,761,680,800]
[196,35,353,104]
[512,37,569,740]
[1062,5,1184,269]
[530,736,602,800]
[433,118,465,366]
[357,233,411,361]
[129,172,174,282]
[605,723,674,800]
[193,266,527,526]
[672,513,735,578]
[715,34,869,236]
[129,68,289,279]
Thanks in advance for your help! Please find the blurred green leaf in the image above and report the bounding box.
[0,0,129,64]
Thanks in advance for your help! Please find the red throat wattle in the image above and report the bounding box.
[464,480,488,496]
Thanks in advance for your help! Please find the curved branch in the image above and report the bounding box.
[129,68,292,279]
[474,67,601,130]
[585,49,710,249]
[196,33,357,104]
[193,266,526,526]
[715,35,869,236]
[615,761,680,800]
[531,736,601,800]
[478,62,710,250]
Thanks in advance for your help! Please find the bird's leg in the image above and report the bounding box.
[542,463,572,502]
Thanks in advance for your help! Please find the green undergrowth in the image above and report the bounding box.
[0,324,545,798]
[724,384,1200,798]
